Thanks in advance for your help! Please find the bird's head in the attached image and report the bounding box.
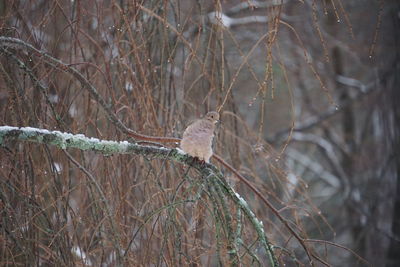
[205,111,220,124]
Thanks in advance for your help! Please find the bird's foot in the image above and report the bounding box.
[190,157,206,167]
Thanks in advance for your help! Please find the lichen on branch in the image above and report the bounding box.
[0,126,183,159]
[0,125,277,266]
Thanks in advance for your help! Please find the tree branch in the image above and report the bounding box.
[0,126,278,266]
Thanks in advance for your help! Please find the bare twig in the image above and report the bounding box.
[0,126,278,266]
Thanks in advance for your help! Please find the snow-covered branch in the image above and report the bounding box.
[0,125,277,265]
[0,126,185,161]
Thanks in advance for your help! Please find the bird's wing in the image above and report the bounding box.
[182,120,201,138]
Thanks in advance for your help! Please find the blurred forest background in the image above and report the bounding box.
[0,0,399,266]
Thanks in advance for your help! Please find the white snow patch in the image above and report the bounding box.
[125,82,133,92]
[89,137,100,143]
[175,147,186,155]
[49,94,59,103]
[22,127,50,134]
[119,140,130,150]
[53,162,62,173]
[52,130,73,139]
[74,134,86,139]
[234,192,245,203]
[0,126,19,131]
[71,246,92,266]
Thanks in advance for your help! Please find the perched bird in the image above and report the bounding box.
[180,111,220,163]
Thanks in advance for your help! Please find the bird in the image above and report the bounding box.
[180,111,220,163]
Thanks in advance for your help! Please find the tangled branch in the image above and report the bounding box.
[0,126,278,266]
